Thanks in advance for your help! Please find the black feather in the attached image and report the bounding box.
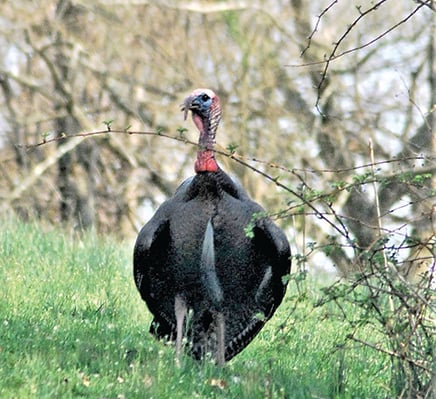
[134,170,291,361]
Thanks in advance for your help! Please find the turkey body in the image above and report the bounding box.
[134,170,290,361]
[134,88,291,363]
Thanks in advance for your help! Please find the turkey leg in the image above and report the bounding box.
[215,312,225,365]
[175,295,187,365]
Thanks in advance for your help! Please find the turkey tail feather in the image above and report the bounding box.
[200,219,226,364]
[200,219,223,310]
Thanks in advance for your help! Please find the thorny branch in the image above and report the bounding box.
[19,128,435,239]
[20,128,347,236]
[21,129,434,175]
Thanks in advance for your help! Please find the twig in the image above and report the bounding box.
[23,129,432,173]
[369,139,387,264]
[20,129,160,148]
[287,1,431,113]
[3,136,86,205]
[16,128,435,241]
[300,0,339,57]
[347,335,430,372]
[369,138,395,311]
[21,128,350,237]
[315,1,430,111]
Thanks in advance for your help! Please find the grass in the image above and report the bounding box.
[0,218,394,398]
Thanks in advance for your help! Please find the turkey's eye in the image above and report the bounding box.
[201,94,210,102]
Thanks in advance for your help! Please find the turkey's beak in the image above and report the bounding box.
[182,95,200,120]
[181,95,192,120]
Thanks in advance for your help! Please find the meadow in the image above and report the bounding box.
[0,218,407,398]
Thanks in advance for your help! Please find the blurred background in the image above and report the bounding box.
[0,0,434,277]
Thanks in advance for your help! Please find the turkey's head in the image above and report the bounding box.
[182,88,220,120]
[182,89,222,139]
[182,88,222,173]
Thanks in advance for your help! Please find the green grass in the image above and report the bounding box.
[0,218,393,398]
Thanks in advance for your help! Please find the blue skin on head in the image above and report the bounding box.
[183,88,216,120]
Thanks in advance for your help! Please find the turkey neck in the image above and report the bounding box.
[187,170,241,201]
[194,108,220,173]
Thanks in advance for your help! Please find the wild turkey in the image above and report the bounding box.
[134,88,291,364]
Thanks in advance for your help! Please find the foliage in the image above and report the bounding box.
[316,265,434,397]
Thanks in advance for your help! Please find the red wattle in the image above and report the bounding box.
[195,151,218,173]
